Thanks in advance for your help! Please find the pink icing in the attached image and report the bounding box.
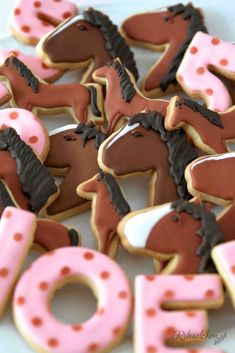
[212,241,235,307]
[135,274,224,353]
[0,108,48,159]
[177,31,235,112]
[13,247,131,353]
[0,207,36,318]
[0,50,61,82]
[10,0,77,43]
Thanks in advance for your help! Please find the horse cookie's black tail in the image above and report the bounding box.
[68,228,80,246]
[88,85,102,117]
[0,180,15,214]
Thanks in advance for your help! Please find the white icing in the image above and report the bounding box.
[123,204,172,248]
[191,152,235,169]
[49,124,77,136]
[107,123,140,149]
[49,15,83,38]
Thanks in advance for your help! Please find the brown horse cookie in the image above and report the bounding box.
[165,96,235,154]
[118,199,224,274]
[93,58,168,133]
[0,55,104,124]
[121,3,207,98]
[0,127,58,215]
[98,111,198,206]
[77,170,130,257]
[36,8,138,83]
[45,122,106,220]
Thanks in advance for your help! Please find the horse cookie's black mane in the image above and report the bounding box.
[171,199,224,273]
[129,111,198,200]
[75,122,106,149]
[160,3,207,91]
[4,55,39,93]
[109,60,136,102]
[98,170,130,217]
[83,8,139,80]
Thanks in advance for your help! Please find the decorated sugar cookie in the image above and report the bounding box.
[0,49,63,83]
[0,127,58,215]
[9,0,77,45]
[0,207,36,318]
[37,8,139,83]
[118,199,224,274]
[121,3,207,98]
[165,96,235,154]
[135,274,223,353]
[77,171,130,257]
[45,123,106,220]
[0,108,49,161]
[93,58,168,133]
[98,111,198,206]
[13,247,132,353]
[0,56,104,124]
[177,31,235,112]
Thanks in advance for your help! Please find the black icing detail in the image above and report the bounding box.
[83,8,139,80]
[171,199,224,273]
[0,181,15,210]
[175,97,224,128]
[75,122,106,149]
[68,228,80,246]
[0,128,58,214]
[5,56,39,93]
[160,3,208,92]
[108,60,136,102]
[129,111,198,200]
[88,86,102,117]
[98,170,130,217]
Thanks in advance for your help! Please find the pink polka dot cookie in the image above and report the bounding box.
[0,108,49,161]
[9,0,78,45]
[0,49,63,83]
[212,241,235,308]
[13,247,132,353]
[135,274,224,353]
[0,206,36,318]
[177,31,235,112]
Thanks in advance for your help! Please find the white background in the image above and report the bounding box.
[0,1,235,352]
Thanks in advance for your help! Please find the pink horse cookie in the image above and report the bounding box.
[177,31,235,112]
[0,207,36,318]
[13,247,131,353]
[0,50,63,83]
[135,274,224,353]
[9,0,78,45]
[212,241,235,308]
[0,108,49,161]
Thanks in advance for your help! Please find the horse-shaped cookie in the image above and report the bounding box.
[165,96,235,154]
[0,127,58,215]
[78,171,130,257]
[0,180,80,252]
[98,111,198,206]
[118,199,224,274]
[0,55,104,124]
[93,58,168,133]
[45,123,106,220]
[121,3,207,98]
[37,8,138,83]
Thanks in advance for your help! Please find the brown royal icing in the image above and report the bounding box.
[0,127,57,214]
[100,111,198,206]
[146,200,223,274]
[187,152,235,243]
[166,96,235,154]
[78,171,130,256]
[121,3,207,96]
[41,8,139,83]
[45,123,106,220]
[94,59,168,133]
[0,56,103,123]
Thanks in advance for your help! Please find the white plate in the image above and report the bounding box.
[0,1,235,352]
